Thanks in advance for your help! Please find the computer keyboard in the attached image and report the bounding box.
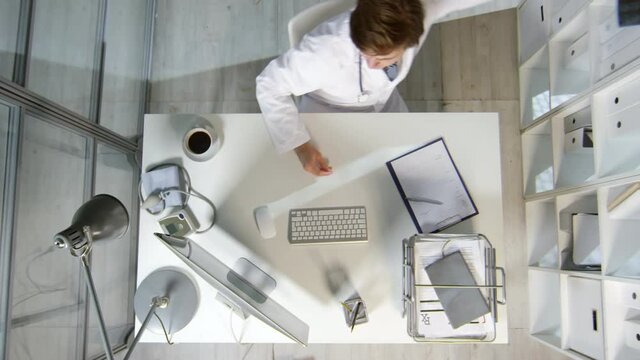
[288,206,368,245]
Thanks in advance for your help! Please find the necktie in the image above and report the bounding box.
[384,63,398,81]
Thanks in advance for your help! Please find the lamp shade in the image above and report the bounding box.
[54,194,129,251]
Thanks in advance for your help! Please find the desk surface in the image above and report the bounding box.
[138,113,508,344]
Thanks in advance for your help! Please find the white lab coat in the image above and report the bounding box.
[256,0,489,153]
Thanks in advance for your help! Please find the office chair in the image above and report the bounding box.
[287,0,356,48]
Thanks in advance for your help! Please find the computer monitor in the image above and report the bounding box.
[154,233,309,345]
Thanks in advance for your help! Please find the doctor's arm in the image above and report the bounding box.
[255,41,334,176]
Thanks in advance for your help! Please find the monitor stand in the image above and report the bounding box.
[216,257,276,319]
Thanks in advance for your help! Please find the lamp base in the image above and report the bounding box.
[134,269,198,335]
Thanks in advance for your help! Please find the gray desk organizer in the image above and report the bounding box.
[402,234,506,343]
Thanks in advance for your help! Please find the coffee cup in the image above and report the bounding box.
[183,124,220,162]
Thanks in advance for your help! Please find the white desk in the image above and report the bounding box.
[138,113,508,344]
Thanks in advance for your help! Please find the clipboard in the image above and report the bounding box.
[386,138,478,233]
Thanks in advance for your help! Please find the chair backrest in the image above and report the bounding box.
[287,0,356,48]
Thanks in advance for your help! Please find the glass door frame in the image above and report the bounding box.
[0,79,140,360]
[0,98,20,360]
[0,0,156,357]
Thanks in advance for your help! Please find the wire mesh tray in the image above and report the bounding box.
[402,234,506,343]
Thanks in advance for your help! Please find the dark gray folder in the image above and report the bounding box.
[425,251,490,329]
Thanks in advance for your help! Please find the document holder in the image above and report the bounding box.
[386,138,478,234]
[402,234,506,343]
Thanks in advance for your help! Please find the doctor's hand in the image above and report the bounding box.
[294,142,333,176]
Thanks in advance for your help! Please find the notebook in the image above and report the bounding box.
[424,251,490,329]
[386,138,478,233]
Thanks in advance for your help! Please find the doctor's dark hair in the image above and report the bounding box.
[350,0,425,54]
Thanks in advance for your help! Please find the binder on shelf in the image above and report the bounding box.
[598,12,622,44]
[386,138,478,234]
[599,36,640,79]
[566,276,604,360]
[564,127,593,154]
[624,319,640,351]
[608,183,640,219]
[563,106,591,133]
[563,34,589,70]
[623,284,640,309]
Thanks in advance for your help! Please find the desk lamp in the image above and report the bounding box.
[53,195,197,359]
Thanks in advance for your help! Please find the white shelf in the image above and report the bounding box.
[521,0,640,131]
[520,46,551,127]
[555,189,600,271]
[529,269,562,343]
[521,2,640,358]
[523,120,554,195]
[527,198,559,268]
[599,182,640,279]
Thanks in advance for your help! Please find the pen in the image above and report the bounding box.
[340,302,352,313]
[350,302,361,332]
[406,197,443,205]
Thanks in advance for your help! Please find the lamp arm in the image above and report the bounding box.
[123,296,167,360]
[80,252,114,360]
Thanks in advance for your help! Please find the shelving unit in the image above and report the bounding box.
[519,0,640,358]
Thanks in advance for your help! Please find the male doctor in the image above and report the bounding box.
[256,0,487,176]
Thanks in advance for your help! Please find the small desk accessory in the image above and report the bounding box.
[158,208,199,237]
[386,138,478,233]
[140,165,186,214]
[341,297,368,331]
[139,163,216,234]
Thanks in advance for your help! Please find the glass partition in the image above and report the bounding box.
[0,0,21,80]
[0,104,11,353]
[99,0,148,138]
[27,0,101,118]
[0,0,152,357]
[0,104,9,220]
[8,115,89,360]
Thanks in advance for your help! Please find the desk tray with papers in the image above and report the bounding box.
[402,234,506,343]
